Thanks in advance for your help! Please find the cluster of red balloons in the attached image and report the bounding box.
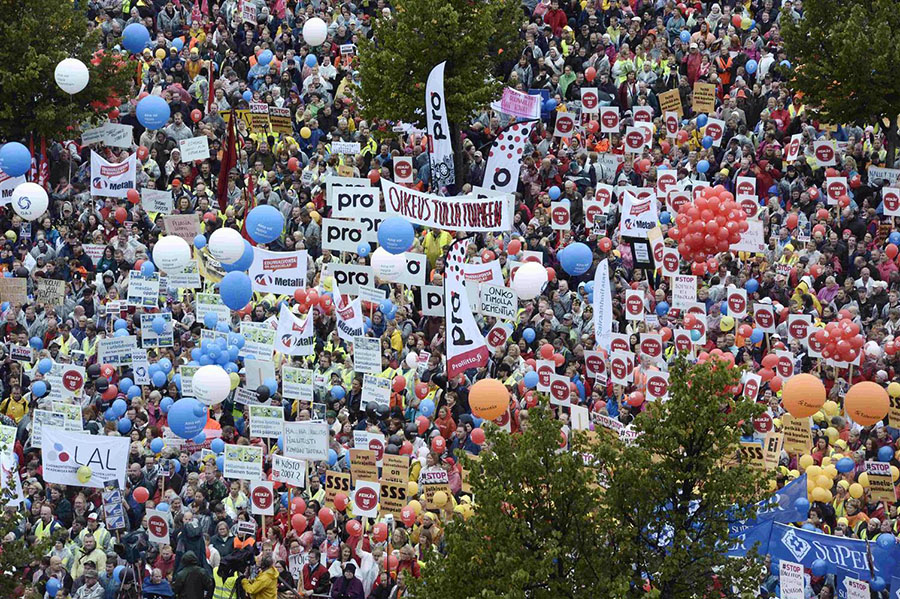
[293,288,333,314]
[539,343,566,368]
[668,186,749,266]
[811,318,864,363]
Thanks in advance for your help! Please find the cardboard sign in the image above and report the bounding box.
[223,444,263,480]
[422,470,451,509]
[324,470,351,508]
[248,405,284,439]
[779,560,805,599]
[379,479,407,516]
[624,127,646,154]
[271,454,307,488]
[764,432,784,471]
[322,218,365,253]
[781,415,812,455]
[753,302,776,333]
[284,421,329,461]
[865,461,895,502]
[814,140,837,166]
[727,288,748,319]
[658,89,683,118]
[147,509,171,545]
[179,136,210,162]
[0,278,26,305]
[393,156,413,183]
[599,107,619,133]
[36,279,65,307]
[352,480,381,517]
[692,82,716,114]
[550,202,570,229]
[381,454,409,485]
[269,107,292,134]
[624,289,644,321]
[350,449,378,485]
[672,275,697,309]
[883,187,900,217]
[553,112,576,138]
[739,441,766,470]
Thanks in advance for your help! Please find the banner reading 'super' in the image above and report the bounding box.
[482,121,534,194]
[445,239,489,378]
[381,179,511,232]
[42,427,129,489]
[426,61,455,190]
[274,303,315,356]
[249,247,308,295]
[90,151,137,198]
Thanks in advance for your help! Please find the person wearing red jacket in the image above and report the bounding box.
[753,159,781,200]
[542,0,568,38]
[301,548,331,596]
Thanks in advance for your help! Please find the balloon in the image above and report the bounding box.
[46,579,60,598]
[524,370,538,388]
[305,54,318,68]
[318,507,335,527]
[136,95,170,130]
[151,370,167,387]
[303,17,328,45]
[77,465,92,484]
[656,301,670,316]
[680,30,690,43]
[511,262,548,300]
[257,49,273,66]
[701,135,713,149]
[242,90,253,103]
[377,217,415,254]
[745,59,758,74]
[208,227,244,263]
[419,398,435,418]
[300,126,311,139]
[122,23,150,53]
[192,365,232,406]
[55,58,90,94]
[810,559,828,577]
[117,418,132,434]
[558,242,593,276]
[696,114,708,128]
[246,205,285,244]
[370,247,405,282]
[331,385,346,400]
[696,160,710,174]
[836,457,854,473]
[745,278,760,293]
[548,186,561,200]
[471,428,485,445]
[523,328,536,343]
[140,260,156,276]
[878,445,894,462]
[584,66,596,82]
[221,240,254,272]
[357,242,370,257]
[32,381,47,398]
[469,378,509,420]
[167,398,208,440]
[152,235,192,274]
[291,514,307,534]
[877,534,896,549]
[11,182,49,221]
[781,374,826,418]
[38,357,52,374]
[372,522,388,543]
[219,271,252,310]
[845,381,889,426]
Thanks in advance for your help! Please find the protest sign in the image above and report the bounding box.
[478,283,518,320]
[327,185,380,218]
[239,321,276,361]
[324,470,351,507]
[393,156,413,183]
[672,275,697,309]
[90,152,137,198]
[284,421,329,461]
[865,461,895,502]
[362,374,391,409]
[379,479,407,517]
[36,279,65,307]
[140,313,173,348]
[102,487,127,530]
[352,336,381,374]
[249,405,284,439]
[249,480,275,515]
[422,470,452,509]
[271,454,307,488]
[196,292,231,323]
[249,247,309,296]
[658,89,683,118]
[179,136,210,162]
[382,454,409,485]
[323,218,365,253]
[98,336,137,367]
[147,509,171,545]
[42,427,129,488]
[353,480,381,518]
[282,366,313,402]
[781,415,812,455]
[381,179,511,232]
[350,449,378,484]
[163,214,201,242]
[51,401,83,432]
[223,444,263,480]
[779,559,805,599]
[127,272,160,307]
[0,278,26,305]
[692,82,716,113]
[268,107,292,134]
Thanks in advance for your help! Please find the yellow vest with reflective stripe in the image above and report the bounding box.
[214,567,238,599]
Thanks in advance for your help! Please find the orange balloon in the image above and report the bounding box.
[469,378,509,420]
[781,373,825,418]
[845,382,889,426]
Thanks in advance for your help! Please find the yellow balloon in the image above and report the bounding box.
[889,382,900,398]
[825,427,839,443]
[821,456,832,466]
[812,411,826,424]
[789,469,800,479]
[849,483,864,498]
[155,48,166,60]
[799,454,814,470]
[768,479,778,492]
[815,474,832,489]
[433,491,449,507]
[858,472,870,487]
[806,464,822,479]
[823,400,839,416]
[408,500,422,515]
[229,372,240,390]
[807,477,817,491]
[407,481,419,496]
[77,465,92,484]
[300,126,311,139]
[824,465,838,479]
[819,489,833,503]
[773,418,782,429]
[892,466,899,482]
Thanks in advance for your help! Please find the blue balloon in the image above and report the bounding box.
[216,321,231,333]
[242,90,253,102]
[277,435,284,452]
[171,458,181,473]
[114,318,129,331]
[802,523,816,531]
[696,160,710,174]
[219,271,252,310]
[810,558,828,577]
[203,312,218,329]
[199,354,213,366]
[122,23,150,53]
[559,242,593,276]
[29,336,42,350]
[357,242,370,257]
[258,49,273,66]
[878,445,894,462]
[659,211,671,225]
[32,380,47,398]
[264,377,278,395]
[379,299,394,314]
[696,114,708,128]
[690,329,702,341]
[208,348,220,361]
[701,135,713,149]
[377,217,415,254]
[877,533,896,549]
[172,37,184,52]
[168,398,207,440]
[745,59,758,75]
[117,418,132,434]
[679,30,690,43]
[151,370,166,388]
[328,449,338,466]
[156,502,170,512]
[331,385,346,400]
[193,432,206,444]
[872,576,886,592]
[113,328,129,338]
[222,240,254,272]
[523,328,536,343]
[225,361,238,373]
[205,439,223,456]
[235,417,245,435]
[420,398,435,418]
[113,398,128,417]
[719,301,728,316]
[149,363,161,376]
[246,205,285,244]
[46,578,60,598]
[305,54,317,68]
[129,385,143,400]
[749,328,764,344]
[548,186,561,200]
[136,95,171,130]
[158,358,173,374]
[780,60,791,70]
[544,98,557,111]
[216,455,225,471]
[794,497,810,514]
[745,278,760,294]
[656,301,670,316]
[38,357,52,374]
[836,457,854,473]
[194,234,207,249]
[152,316,166,334]
[890,232,900,246]
[104,408,117,421]
[141,261,156,276]
[150,437,164,453]
[524,370,539,388]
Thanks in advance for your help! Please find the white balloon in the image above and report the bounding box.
[191,365,232,406]
[208,227,244,263]
[371,247,405,282]
[865,341,883,359]
[153,235,192,273]
[405,352,418,369]
[511,262,548,300]
[303,17,328,46]
[11,182,49,221]
[54,58,90,94]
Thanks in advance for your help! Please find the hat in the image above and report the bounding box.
[442,456,456,466]
[88,513,99,521]
[689,42,698,49]
[343,562,357,574]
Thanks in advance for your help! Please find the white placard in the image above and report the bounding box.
[283,421,329,461]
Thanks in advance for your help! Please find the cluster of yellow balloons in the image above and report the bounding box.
[799,459,838,503]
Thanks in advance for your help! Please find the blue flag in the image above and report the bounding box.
[728,474,809,557]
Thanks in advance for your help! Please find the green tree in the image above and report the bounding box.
[413,356,769,599]
[781,0,900,163]
[357,0,522,184]
[0,0,133,141]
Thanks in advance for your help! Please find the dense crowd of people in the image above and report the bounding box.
[3,0,900,598]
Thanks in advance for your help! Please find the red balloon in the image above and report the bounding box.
[291,514,307,534]
[660,140,671,154]
[738,324,753,338]
[507,239,522,255]
[599,237,612,252]
[288,157,300,172]
[785,213,798,230]
[400,440,413,455]
[400,507,416,527]
[109,108,120,120]
[190,109,203,123]
[585,66,597,82]
[888,244,899,260]
[546,267,556,282]
[127,189,140,204]
[346,519,362,537]
[481,250,495,262]
[471,428,485,445]
[372,522,388,543]
[769,376,783,392]
[553,353,565,367]
[388,555,399,571]
[318,507,335,527]
[101,364,116,380]
[415,382,429,399]
[587,120,599,134]
[431,436,446,453]
[540,343,555,360]
[137,145,149,160]
[102,385,118,401]
[291,497,307,514]
[731,14,742,27]
[626,391,645,407]
[368,169,381,185]
[115,207,128,223]
[392,375,406,393]
[416,416,430,435]
[133,486,149,503]
[333,493,349,512]
[849,174,861,189]
[293,288,307,303]
[759,368,775,382]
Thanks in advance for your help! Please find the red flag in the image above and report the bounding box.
[274,0,285,19]
[206,60,215,115]
[241,174,257,245]
[28,135,36,183]
[201,0,208,15]
[217,111,237,213]
[191,1,201,25]
[38,137,49,190]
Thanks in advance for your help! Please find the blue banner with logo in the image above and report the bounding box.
[769,522,900,581]
[728,475,809,557]
[889,575,900,599]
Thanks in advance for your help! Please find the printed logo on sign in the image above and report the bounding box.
[669,191,690,214]
[641,338,662,357]
[395,161,412,179]
[753,414,773,434]
[625,130,644,149]
[815,144,834,163]
[737,181,755,197]
[647,375,667,397]
[367,438,385,461]
[537,363,553,387]
[486,326,508,347]
[601,110,618,129]
[777,356,793,378]
[789,320,808,339]
[556,115,574,133]
[675,333,691,352]
[744,378,759,400]
[595,186,612,206]
[550,379,569,402]
[582,91,598,110]
[788,137,800,157]
[148,515,168,537]
[756,309,774,328]
[626,294,643,315]
[585,203,604,224]
[551,205,569,226]
[611,337,630,353]
[827,181,845,200]
[657,173,677,195]
[706,122,723,140]
[885,191,900,212]
[252,487,273,510]
[585,354,605,376]
[808,332,824,354]
[665,114,678,135]
[663,251,679,273]
[780,528,812,561]
[356,487,378,511]
[610,357,627,380]
[740,198,759,217]
[728,294,746,314]
[63,371,84,392]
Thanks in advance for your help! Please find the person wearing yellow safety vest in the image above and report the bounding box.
[213,564,239,599]
[81,322,99,360]
[78,514,113,552]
